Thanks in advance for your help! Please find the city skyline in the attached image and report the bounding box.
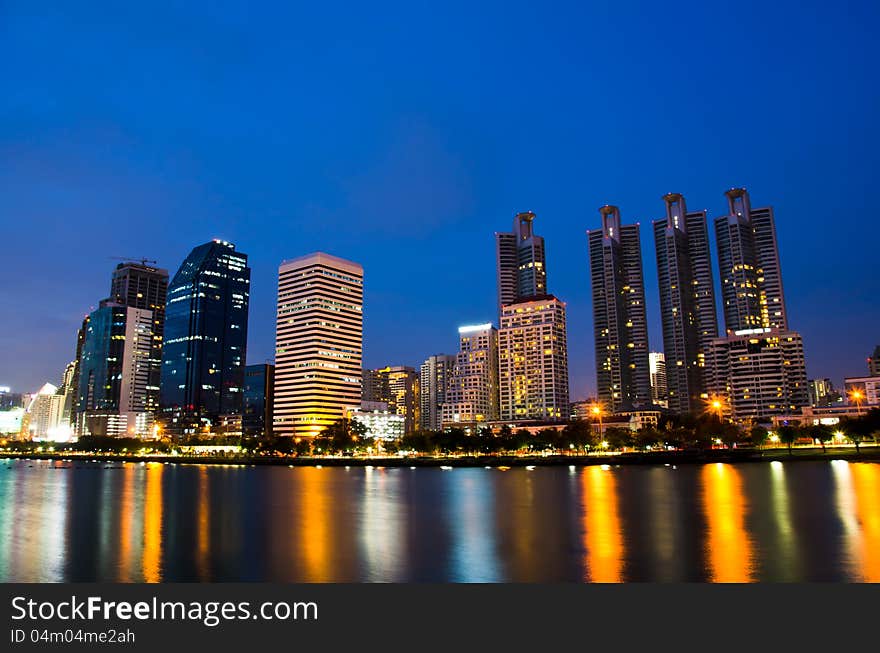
[2,2,879,398]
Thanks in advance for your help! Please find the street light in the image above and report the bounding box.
[850,388,865,416]
[591,404,604,447]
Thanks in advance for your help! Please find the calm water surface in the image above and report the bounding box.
[1,458,878,582]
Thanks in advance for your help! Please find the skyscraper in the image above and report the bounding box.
[653,193,718,414]
[419,354,455,431]
[715,188,787,333]
[709,189,807,421]
[160,240,250,436]
[77,302,155,437]
[588,205,651,412]
[273,252,363,439]
[495,212,547,311]
[243,363,274,438]
[110,261,169,413]
[498,295,569,421]
[441,324,500,427]
[648,352,668,409]
[362,366,420,434]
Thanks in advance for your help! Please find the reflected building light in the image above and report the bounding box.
[581,466,624,582]
[701,463,754,583]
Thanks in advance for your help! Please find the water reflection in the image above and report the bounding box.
[1,460,880,582]
[142,463,163,583]
[701,463,754,583]
[581,466,623,582]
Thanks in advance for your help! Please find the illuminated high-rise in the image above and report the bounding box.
[274,253,363,438]
[648,352,668,409]
[495,212,547,311]
[110,261,168,413]
[653,193,718,414]
[498,296,569,421]
[159,240,250,436]
[715,188,787,333]
[588,205,651,412]
[441,324,499,427]
[363,366,419,434]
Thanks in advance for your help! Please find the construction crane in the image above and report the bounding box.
[108,256,159,266]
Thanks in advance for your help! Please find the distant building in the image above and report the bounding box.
[274,252,363,439]
[648,352,668,409]
[495,212,547,312]
[160,240,250,437]
[868,345,880,376]
[243,364,274,437]
[362,366,420,434]
[843,376,880,408]
[419,354,455,431]
[441,324,500,427]
[652,193,718,414]
[771,405,871,429]
[26,383,65,440]
[0,387,23,410]
[808,378,840,407]
[77,302,155,437]
[588,205,651,412]
[570,399,599,421]
[706,328,809,422]
[498,295,569,421]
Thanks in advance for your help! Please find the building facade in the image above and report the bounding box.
[419,354,455,431]
[498,295,569,421]
[843,376,880,409]
[868,345,880,376]
[706,328,808,422]
[648,352,668,409]
[77,303,155,437]
[346,406,405,441]
[26,383,65,440]
[243,363,274,438]
[441,324,499,427]
[588,205,651,412]
[110,261,169,414]
[652,193,718,414]
[274,253,363,438]
[495,212,547,311]
[363,366,419,434]
[808,378,840,407]
[159,240,250,436]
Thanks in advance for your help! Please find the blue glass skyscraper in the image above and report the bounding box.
[160,240,250,436]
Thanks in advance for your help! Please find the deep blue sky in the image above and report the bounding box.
[2,1,878,399]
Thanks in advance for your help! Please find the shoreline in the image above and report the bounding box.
[2,446,879,468]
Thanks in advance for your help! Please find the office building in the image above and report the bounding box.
[243,363,274,438]
[588,205,651,412]
[345,406,405,441]
[648,352,668,409]
[26,383,65,440]
[77,302,155,437]
[363,366,420,434]
[706,328,808,422]
[498,295,569,421]
[715,188,787,333]
[441,324,500,427]
[419,354,456,431]
[274,253,363,438]
[160,240,250,436]
[110,261,169,413]
[653,193,718,414]
[496,212,547,311]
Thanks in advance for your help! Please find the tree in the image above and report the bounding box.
[750,425,769,450]
[605,427,633,451]
[720,423,743,449]
[562,420,595,453]
[809,424,834,453]
[635,428,662,451]
[777,425,798,456]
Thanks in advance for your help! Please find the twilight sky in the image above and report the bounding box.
[1,1,878,399]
